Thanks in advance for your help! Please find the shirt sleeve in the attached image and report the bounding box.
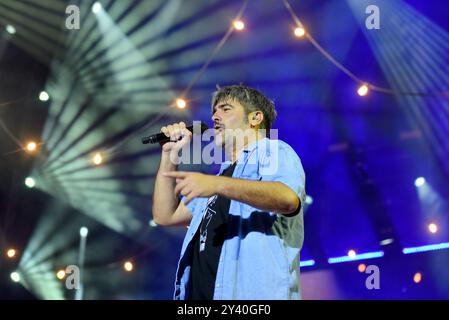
[259,140,306,209]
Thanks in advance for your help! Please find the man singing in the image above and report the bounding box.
[152,85,306,300]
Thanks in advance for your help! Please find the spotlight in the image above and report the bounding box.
[348,250,356,259]
[10,272,20,283]
[413,272,422,284]
[428,223,438,234]
[92,153,103,165]
[305,195,313,205]
[39,91,49,102]
[92,2,102,14]
[25,177,36,188]
[80,227,89,237]
[414,177,426,187]
[56,270,66,280]
[358,263,366,273]
[6,25,16,35]
[7,248,16,258]
[380,238,394,246]
[294,27,306,38]
[357,84,369,96]
[232,20,245,31]
[26,141,37,153]
[124,261,133,272]
[175,98,186,109]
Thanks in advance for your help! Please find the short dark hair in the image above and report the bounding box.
[211,85,277,132]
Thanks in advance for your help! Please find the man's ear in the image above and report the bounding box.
[249,111,264,128]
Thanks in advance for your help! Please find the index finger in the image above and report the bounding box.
[163,171,189,178]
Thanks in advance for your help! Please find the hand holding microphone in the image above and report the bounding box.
[141,121,208,148]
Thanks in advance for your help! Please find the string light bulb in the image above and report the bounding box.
[233,20,245,31]
[175,98,186,109]
[92,153,103,165]
[294,26,306,38]
[358,263,366,273]
[413,272,422,284]
[124,261,134,272]
[428,223,438,234]
[56,270,66,280]
[7,249,16,259]
[26,141,37,153]
[357,84,369,96]
[348,250,356,259]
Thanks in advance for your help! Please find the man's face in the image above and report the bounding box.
[211,98,251,148]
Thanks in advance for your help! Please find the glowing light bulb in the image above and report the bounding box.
[92,153,103,165]
[413,272,422,284]
[176,99,186,109]
[39,91,49,102]
[428,223,438,234]
[124,261,133,272]
[233,20,245,31]
[357,84,369,96]
[56,270,66,280]
[294,27,306,38]
[7,249,16,258]
[358,264,366,273]
[348,250,356,259]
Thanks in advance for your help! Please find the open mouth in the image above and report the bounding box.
[214,124,224,133]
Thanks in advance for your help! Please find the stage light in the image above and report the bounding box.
[357,84,369,96]
[294,27,306,38]
[25,177,36,188]
[92,153,103,165]
[124,261,133,272]
[39,91,49,102]
[413,272,422,284]
[26,141,37,153]
[175,98,186,109]
[149,219,158,227]
[403,242,449,254]
[10,272,20,283]
[6,25,16,35]
[233,20,245,31]
[305,195,313,205]
[380,238,394,246]
[92,2,102,14]
[7,248,16,258]
[428,223,438,234]
[56,270,66,280]
[299,260,315,267]
[80,227,89,237]
[348,250,356,259]
[358,263,366,272]
[328,251,384,264]
[415,177,426,187]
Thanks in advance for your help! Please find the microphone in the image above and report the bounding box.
[141,122,209,144]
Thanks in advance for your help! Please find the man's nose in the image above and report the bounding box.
[211,112,220,122]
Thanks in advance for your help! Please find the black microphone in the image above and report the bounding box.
[141,122,209,144]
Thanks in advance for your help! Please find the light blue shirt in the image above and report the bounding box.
[174,138,306,300]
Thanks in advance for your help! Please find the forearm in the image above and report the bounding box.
[216,177,300,215]
[152,152,179,224]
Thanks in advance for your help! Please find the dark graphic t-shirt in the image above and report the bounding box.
[188,162,237,300]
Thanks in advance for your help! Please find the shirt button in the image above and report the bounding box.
[216,284,220,288]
